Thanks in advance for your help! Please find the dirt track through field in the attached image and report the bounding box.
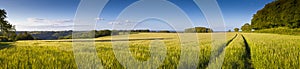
[241,34,253,69]
[206,34,238,68]
[214,34,238,57]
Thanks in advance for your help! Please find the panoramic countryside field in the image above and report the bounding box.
[1,0,300,69]
[0,33,299,69]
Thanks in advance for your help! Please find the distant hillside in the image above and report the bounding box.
[21,30,179,40]
[16,31,72,40]
[251,0,300,30]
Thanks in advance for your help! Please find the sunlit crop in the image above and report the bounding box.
[3,33,297,69]
[242,33,300,69]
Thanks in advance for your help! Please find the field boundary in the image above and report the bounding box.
[241,34,253,69]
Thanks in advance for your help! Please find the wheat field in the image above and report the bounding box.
[0,33,299,69]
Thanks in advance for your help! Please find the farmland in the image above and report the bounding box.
[0,33,299,69]
[243,33,300,68]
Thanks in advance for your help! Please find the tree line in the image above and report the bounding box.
[231,0,300,34]
[185,27,213,33]
[251,0,300,30]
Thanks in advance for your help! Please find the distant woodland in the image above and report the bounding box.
[251,0,300,30]
[232,0,300,35]
[185,27,213,33]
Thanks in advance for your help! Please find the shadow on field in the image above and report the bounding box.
[241,34,253,69]
[0,43,13,50]
[45,38,173,42]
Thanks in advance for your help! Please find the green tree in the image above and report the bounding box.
[158,30,170,33]
[16,32,34,40]
[234,28,239,32]
[185,27,213,33]
[251,0,300,29]
[241,23,252,32]
[0,9,16,41]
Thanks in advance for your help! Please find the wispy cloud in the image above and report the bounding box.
[95,17,104,21]
[107,20,134,25]
[55,19,73,23]
[27,18,73,24]
[27,18,46,23]
[108,21,122,25]
[17,25,73,31]
[13,18,74,31]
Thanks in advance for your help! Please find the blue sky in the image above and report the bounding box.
[0,0,273,31]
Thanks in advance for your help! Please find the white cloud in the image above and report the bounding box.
[11,18,75,31]
[95,17,104,21]
[27,18,73,25]
[27,18,47,23]
[17,25,73,31]
[108,21,122,25]
[108,20,134,25]
[55,19,73,23]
